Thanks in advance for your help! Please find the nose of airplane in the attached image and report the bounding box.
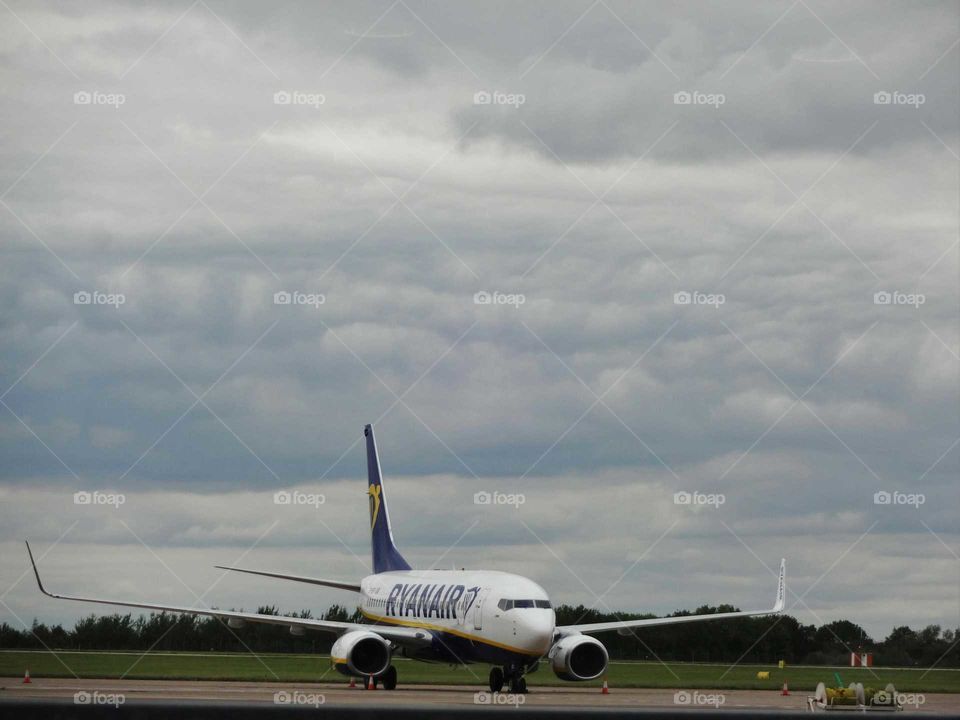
[518,611,555,653]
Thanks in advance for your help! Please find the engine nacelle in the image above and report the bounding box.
[549,634,608,681]
[330,630,391,678]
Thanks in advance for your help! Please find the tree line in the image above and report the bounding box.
[554,605,958,667]
[2,604,956,667]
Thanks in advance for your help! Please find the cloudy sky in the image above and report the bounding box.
[0,0,957,649]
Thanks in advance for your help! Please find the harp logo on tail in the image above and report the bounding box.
[368,484,382,529]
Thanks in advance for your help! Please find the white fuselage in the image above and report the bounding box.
[357,570,555,665]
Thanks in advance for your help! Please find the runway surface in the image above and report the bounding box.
[2,677,959,713]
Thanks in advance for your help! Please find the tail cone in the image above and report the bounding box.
[23,670,31,684]
[781,682,789,696]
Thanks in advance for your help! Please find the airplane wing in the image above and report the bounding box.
[25,542,429,648]
[558,559,785,636]
[213,565,361,593]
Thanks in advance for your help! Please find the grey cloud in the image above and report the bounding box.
[0,0,956,636]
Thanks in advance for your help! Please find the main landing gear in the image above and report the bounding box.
[488,666,527,693]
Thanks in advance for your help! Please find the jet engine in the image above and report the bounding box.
[330,630,391,677]
[549,634,608,681]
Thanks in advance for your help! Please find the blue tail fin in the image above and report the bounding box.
[365,424,411,574]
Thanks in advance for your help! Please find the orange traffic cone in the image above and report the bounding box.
[781,682,789,696]
[601,678,609,694]
[367,675,375,690]
[348,677,356,688]
[22,669,31,684]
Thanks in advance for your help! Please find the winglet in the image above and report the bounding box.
[25,541,52,597]
[773,558,786,612]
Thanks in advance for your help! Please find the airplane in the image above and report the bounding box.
[26,423,786,693]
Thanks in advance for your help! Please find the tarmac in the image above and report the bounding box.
[2,677,959,713]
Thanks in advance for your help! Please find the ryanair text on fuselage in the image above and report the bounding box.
[384,583,476,619]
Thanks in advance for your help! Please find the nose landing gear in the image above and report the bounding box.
[488,665,527,693]
[488,666,504,692]
[509,676,527,693]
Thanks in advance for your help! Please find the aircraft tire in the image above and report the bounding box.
[489,667,504,693]
[509,676,527,693]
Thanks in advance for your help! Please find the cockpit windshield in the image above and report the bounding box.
[497,598,551,610]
